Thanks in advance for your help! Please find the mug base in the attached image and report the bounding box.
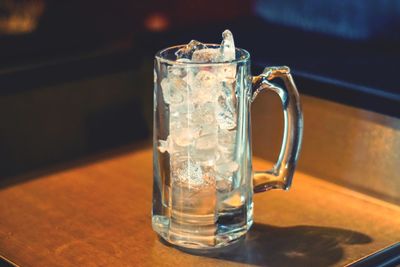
[153,215,252,250]
[162,234,246,255]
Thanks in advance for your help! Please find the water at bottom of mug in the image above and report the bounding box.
[152,180,254,249]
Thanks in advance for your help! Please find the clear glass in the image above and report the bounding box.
[152,44,303,250]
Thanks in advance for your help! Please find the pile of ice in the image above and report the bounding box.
[158,30,238,192]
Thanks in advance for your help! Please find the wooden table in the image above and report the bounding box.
[1,146,399,267]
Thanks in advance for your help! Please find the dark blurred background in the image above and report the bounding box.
[1,0,399,197]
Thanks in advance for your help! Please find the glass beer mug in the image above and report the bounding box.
[152,44,303,249]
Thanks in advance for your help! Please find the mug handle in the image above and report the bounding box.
[251,66,303,193]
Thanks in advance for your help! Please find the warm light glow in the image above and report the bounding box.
[144,13,169,32]
[0,0,45,34]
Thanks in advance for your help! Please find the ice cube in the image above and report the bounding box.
[172,127,200,147]
[200,122,218,136]
[220,30,236,61]
[202,166,217,187]
[191,102,216,125]
[216,133,238,160]
[192,135,219,166]
[219,30,237,83]
[192,70,220,104]
[169,101,194,129]
[215,158,236,192]
[159,133,195,172]
[174,159,203,186]
[188,123,219,166]
[220,189,244,208]
[216,161,239,176]
[170,103,190,121]
[218,129,236,153]
[168,58,191,78]
[160,77,188,105]
[192,48,222,63]
[158,135,173,153]
[194,70,219,90]
[222,81,236,98]
[218,129,236,145]
[216,177,232,192]
[175,40,207,59]
[170,147,191,165]
[215,94,237,130]
[191,149,220,167]
[195,132,218,150]
[216,65,237,84]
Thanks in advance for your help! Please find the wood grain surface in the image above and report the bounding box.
[0,147,399,267]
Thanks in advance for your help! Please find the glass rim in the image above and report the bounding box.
[155,43,250,65]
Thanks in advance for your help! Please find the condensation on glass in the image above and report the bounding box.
[152,44,303,249]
